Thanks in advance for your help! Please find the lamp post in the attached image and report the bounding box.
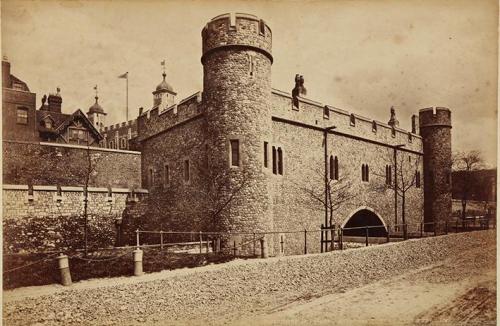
[393,144,405,238]
[323,125,336,252]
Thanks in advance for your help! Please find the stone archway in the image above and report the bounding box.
[341,207,388,237]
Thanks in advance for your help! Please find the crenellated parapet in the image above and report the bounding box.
[270,89,423,152]
[201,13,272,65]
[137,92,203,141]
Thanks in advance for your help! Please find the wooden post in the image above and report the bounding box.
[386,226,390,243]
[253,233,256,257]
[260,237,268,258]
[206,237,209,253]
[233,240,237,257]
[320,224,324,253]
[420,223,423,238]
[365,227,369,247]
[136,229,140,249]
[160,231,163,250]
[434,222,437,236]
[339,228,343,250]
[57,254,72,286]
[199,231,203,254]
[216,237,221,253]
[304,229,307,255]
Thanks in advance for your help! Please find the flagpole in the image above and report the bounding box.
[126,73,129,121]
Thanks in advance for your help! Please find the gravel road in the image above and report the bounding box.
[3,230,495,325]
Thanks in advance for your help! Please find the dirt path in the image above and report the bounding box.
[234,246,496,326]
[3,231,495,325]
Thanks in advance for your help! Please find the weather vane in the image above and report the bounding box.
[93,85,98,98]
[161,59,166,74]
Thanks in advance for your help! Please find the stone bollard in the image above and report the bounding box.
[133,249,143,276]
[260,237,268,258]
[57,254,72,286]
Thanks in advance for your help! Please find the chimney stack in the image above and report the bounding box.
[411,114,418,134]
[2,57,11,88]
[48,87,62,113]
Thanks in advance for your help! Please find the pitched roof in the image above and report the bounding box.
[36,109,103,141]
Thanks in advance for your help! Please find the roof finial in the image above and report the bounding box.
[93,85,98,102]
[388,106,399,127]
[161,59,166,79]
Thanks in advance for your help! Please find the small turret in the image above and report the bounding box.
[87,86,107,130]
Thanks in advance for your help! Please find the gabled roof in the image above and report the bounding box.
[55,109,103,141]
[10,74,30,92]
[36,109,103,141]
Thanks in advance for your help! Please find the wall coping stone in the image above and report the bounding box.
[39,141,141,155]
[3,184,29,190]
[33,185,58,191]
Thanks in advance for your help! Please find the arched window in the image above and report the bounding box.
[361,164,365,181]
[334,156,339,180]
[277,147,283,175]
[366,164,369,182]
[386,165,392,185]
[329,156,334,180]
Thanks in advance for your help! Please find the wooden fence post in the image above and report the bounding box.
[386,226,390,243]
[304,229,307,255]
[233,240,237,257]
[253,233,256,257]
[339,228,343,250]
[320,224,324,253]
[199,231,203,254]
[160,231,163,250]
[365,227,369,247]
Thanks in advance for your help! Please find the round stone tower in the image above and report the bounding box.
[201,13,274,240]
[419,107,452,231]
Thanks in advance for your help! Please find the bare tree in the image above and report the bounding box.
[373,150,421,239]
[453,150,484,222]
[296,163,357,228]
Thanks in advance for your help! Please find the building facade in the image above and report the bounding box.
[131,13,453,255]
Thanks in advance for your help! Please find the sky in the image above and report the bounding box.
[2,0,498,166]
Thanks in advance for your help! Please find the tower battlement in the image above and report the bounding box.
[201,13,273,64]
[419,107,452,128]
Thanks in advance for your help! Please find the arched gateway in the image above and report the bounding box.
[342,207,388,237]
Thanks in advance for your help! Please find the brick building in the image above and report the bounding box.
[130,13,453,255]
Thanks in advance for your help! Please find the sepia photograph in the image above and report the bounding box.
[1,0,497,325]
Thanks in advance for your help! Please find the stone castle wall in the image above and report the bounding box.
[3,140,142,188]
[2,185,148,253]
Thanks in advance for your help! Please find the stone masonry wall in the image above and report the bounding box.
[270,119,424,255]
[2,185,148,252]
[3,141,141,188]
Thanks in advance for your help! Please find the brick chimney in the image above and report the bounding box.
[411,114,418,134]
[47,87,62,113]
[2,57,11,88]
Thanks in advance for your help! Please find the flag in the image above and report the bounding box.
[161,60,165,66]
[118,72,128,79]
